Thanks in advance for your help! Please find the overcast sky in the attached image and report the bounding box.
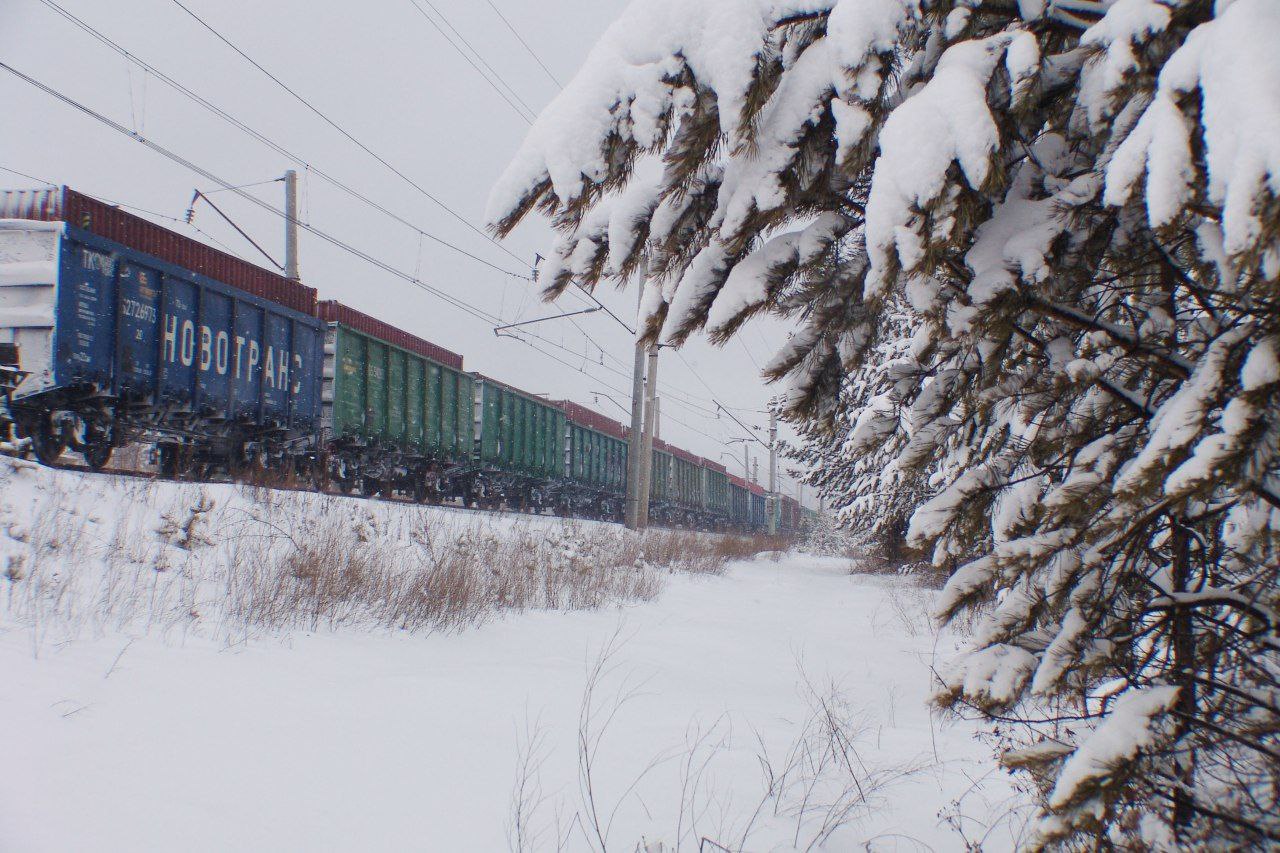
[0,0,813,503]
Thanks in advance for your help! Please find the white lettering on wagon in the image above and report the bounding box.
[156,315,301,389]
[80,248,115,277]
[121,297,157,323]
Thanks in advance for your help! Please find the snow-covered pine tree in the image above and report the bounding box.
[488,0,1280,846]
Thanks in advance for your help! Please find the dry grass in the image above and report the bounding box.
[0,461,776,646]
[509,643,932,853]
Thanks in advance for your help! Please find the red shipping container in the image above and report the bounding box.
[0,187,318,315]
[702,457,728,475]
[318,300,463,369]
[560,400,629,441]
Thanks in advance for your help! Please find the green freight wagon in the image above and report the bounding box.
[728,474,752,530]
[648,439,704,526]
[702,459,731,526]
[650,444,673,507]
[470,376,566,509]
[561,400,629,520]
[319,301,471,499]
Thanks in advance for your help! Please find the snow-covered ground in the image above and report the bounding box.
[0,459,1026,851]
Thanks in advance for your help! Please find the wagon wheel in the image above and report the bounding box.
[361,476,384,497]
[412,477,430,504]
[82,436,113,471]
[26,413,67,467]
[306,456,328,491]
[157,444,192,479]
[81,418,115,472]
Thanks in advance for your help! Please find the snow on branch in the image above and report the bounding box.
[1104,0,1280,271]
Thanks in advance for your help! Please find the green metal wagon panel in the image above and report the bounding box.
[333,327,366,439]
[405,357,424,447]
[387,346,406,445]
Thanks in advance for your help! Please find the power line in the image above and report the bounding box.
[407,0,536,123]
[483,0,563,89]
[202,176,283,195]
[160,0,710,417]
[0,164,55,185]
[513,337,710,437]
[671,348,770,446]
[0,59,506,324]
[737,336,764,371]
[164,0,531,269]
[0,166,249,258]
[399,0,648,348]
[0,164,248,258]
[34,0,530,282]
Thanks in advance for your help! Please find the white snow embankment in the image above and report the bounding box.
[1,560,1021,851]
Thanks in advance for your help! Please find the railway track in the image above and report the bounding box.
[1,444,728,531]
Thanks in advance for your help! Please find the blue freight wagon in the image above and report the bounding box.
[0,187,323,472]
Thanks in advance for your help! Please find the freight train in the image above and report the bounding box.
[0,186,808,535]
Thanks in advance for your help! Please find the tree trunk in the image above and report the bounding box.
[1169,518,1197,835]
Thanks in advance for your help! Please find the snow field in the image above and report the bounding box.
[0,458,1024,850]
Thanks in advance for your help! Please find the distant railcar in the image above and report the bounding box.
[776,495,803,535]
[701,457,731,527]
[471,375,566,509]
[318,300,470,499]
[648,439,706,526]
[0,187,323,472]
[728,473,762,532]
[749,484,768,530]
[560,400,627,519]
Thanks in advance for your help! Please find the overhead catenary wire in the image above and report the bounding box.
[407,0,537,124]
[159,0,756,429]
[156,0,667,378]
[163,0,532,269]
[187,189,284,270]
[0,164,56,185]
[0,164,247,257]
[671,348,772,447]
[483,0,563,89]
[201,176,283,195]
[34,0,531,282]
[2,62,730,439]
[396,0,648,344]
[0,60,507,324]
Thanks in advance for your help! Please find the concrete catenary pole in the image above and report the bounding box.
[284,169,300,281]
[624,277,647,530]
[742,445,750,480]
[767,410,778,535]
[636,344,659,528]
